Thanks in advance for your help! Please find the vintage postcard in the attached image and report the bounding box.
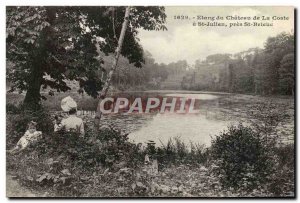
[6,6,295,198]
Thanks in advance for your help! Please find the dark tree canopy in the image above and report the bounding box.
[6,6,167,108]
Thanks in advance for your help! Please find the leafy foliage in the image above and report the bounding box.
[6,6,167,107]
[210,124,277,190]
[6,124,144,196]
[210,117,294,197]
[267,144,294,196]
[279,53,294,95]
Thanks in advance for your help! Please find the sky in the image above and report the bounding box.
[137,6,294,65]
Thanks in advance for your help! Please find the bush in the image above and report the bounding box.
[210,124,276,191]
[6,106,53,148]
[267,144,294,196]
[6,126,143,197]
[33,126,142,169]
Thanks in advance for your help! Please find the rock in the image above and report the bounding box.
[151,159,159,174]
[150,182,159,193]
[160,185,170,193]
[182,191,193,197]
[61,169,71,176]
[117,187,125,193]
[135,172,141,180]
[199,166,208,172]
[46,158,54,165]
[171,186,178,193]
[136,181,144,187]
[144,154,150,164]
[99,125,110,131]
[135,181,147,192]
[131,183,136,191]
[117,176,124,182]
[119,167,131,174]
[178,185,183,192]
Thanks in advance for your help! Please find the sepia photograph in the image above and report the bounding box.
[6,6,295,198]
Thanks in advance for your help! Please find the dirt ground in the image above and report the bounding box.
[6,174,47,198]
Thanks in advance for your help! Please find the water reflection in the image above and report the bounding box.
[74,91,293,147]
[103,92,234,147]
[128,113,232,147]
[165,93,219,100]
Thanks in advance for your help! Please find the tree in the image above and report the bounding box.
[6,6,167,108]
[189,33,294,95]
[279,53,294,95]
[7,7,100,108]
[205,53,232,64]
[262,32,294,94]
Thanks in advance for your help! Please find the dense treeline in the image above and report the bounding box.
[112,32,294,95]
[183,32,294,95]
[108,51,169,90]
[107,52,189,90]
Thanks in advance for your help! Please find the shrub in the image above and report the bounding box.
[32,126,142,169]
[249,102,288,138]
[6,126,144,196]
[267,144,294,196]
[210,124,276,191]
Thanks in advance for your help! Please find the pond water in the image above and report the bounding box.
[126,92,232,147]
[75,91,294,148]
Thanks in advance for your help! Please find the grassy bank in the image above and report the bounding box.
[6,104,294,197]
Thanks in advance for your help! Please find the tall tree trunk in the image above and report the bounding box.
[94,6,131,129]
[23,46,45,109]
[23,65,43,109]
[23,8,54,109]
